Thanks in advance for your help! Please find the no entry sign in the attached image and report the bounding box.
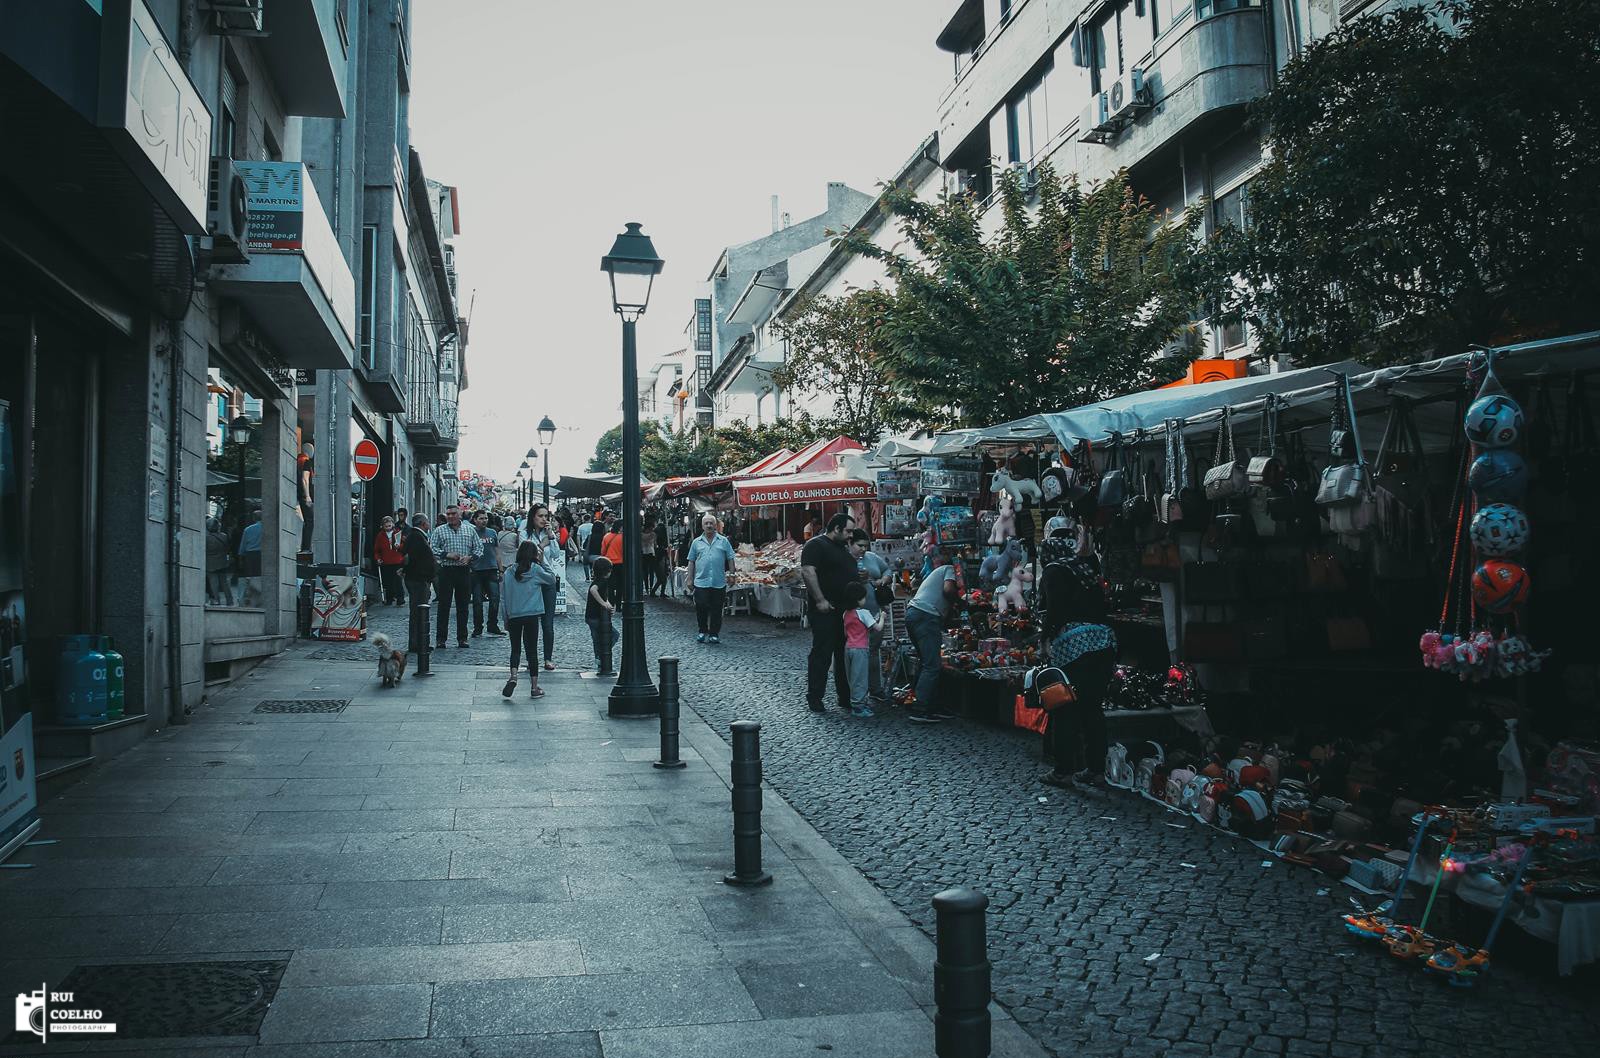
[353,438,381,481]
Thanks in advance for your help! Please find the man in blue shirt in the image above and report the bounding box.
[236,507,263,606]
[685,513,736,644]
[469,510,505,637]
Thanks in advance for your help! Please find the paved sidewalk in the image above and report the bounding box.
[2,645,1044,1057]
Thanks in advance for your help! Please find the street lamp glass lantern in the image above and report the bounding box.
[228,414,252,446]
[537,415,556,447]
[600,222,665,317]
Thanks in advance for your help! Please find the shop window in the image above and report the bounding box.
[205,359,267,609]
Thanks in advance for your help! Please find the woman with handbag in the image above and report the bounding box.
[1040,554,1118,788]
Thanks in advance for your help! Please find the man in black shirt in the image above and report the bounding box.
[800,512,858,712]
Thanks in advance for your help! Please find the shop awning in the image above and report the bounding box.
[555,473,623,499]
[643,475,733,502]
[734,471,877,508]
[732,449,795,477]
[760,435,864,476]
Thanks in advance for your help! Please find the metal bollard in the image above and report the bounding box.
[932,887,991,1058]
[723,720,772,886]
[411,602,433,678]
[654,657,686,769]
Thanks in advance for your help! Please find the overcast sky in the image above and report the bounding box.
[408,0,950,490]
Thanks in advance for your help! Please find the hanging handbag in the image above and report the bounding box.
[1304,551,1348,593]
[1097,434,1128,509]
[1122,441,1155,527]
[1158,420,1183,525]
[1315,373,1376,534]
[1202,409,1249,501]
[1184,606,1246,663]
[1372,395,1433,579]
[1246,394,1287,488]
[1140,538,1181,581]
[1184,559,1245,603]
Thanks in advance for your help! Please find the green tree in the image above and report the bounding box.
[587,423,624,474]
[1228,0,1600,364]
[640,425,723,481]
[771,289,910,444]
[843,164,1229,430]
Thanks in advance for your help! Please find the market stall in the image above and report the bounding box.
[914,330,1600,977]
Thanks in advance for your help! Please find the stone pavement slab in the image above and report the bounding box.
[3,600,1042,1057]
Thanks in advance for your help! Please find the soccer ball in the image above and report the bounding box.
[1464,395,1524,449]
[1468,449,1529,502]
[1471,560,1531,613]
[1469,504,1530,557]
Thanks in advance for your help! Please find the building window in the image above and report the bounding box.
[1005,65,1051,165]
[263,127,282,162]
[1198,0,1261,17]
[694,298,712,352]
[1213,181,1250,232]
[359,226,378,370]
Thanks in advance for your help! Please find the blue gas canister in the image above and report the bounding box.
[98,636,125,720]
[56,635,108,725]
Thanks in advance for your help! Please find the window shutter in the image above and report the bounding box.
[1209,130,1262,193]
[220,72,238,122]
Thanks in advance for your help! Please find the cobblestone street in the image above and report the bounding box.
[328,572,1600,1058]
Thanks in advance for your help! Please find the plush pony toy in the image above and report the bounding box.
[989,490,1017,545]
[978,538,1024,589]
[990,468,1043,507]
[917,496,944,575]
[994,563,1033,614]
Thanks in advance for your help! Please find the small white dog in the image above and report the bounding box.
[372,632,407,687]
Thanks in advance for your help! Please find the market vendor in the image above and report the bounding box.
[686,513,737,644]
[903,554,964,724]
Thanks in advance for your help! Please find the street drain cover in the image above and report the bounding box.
[54,959,288,1038]
[254,699,349,714]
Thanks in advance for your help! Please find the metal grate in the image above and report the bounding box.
[52,959,288,1038]
[253,699,349,714]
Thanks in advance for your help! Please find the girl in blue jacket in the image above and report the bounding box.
[501,541,556,699]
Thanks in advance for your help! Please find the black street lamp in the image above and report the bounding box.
[229,414,252,529]
[600,222,664,716]
[518,460,530,511]
[538,415,556,507]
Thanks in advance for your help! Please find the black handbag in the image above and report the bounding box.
[1097,434,1129,509]
[1245,560,1292,600]
[1122,450,1155,528]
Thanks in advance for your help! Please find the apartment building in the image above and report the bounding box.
[934,0,1367,357]
[692,182,875,427]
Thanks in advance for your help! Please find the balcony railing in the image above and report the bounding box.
[405,374,459,462]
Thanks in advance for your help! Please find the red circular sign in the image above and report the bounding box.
[353,438,382,481]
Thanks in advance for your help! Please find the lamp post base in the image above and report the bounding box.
[607,601,658,716]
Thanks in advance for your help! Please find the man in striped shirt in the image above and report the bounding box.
[428,505,482,648]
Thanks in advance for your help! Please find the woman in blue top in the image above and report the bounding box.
[1040,554,1117,788]
[500,540,556,700]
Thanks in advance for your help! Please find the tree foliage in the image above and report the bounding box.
[640,425,722,481]
[587,424,624,474]
[843,164,1229,430]
[709,415,834,475]
[771,289,910,444]
[1228,0,1600,363]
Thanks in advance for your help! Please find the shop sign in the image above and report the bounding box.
[876,469,920,501]
[735,479,876,508]
[919,456,982,495]
[235,162,305,251]
[97,0,212,235]
[308,572,364,641]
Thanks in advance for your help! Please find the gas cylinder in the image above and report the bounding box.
[98,636,125,721]
[56,635,108,725]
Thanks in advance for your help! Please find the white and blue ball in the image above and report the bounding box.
[1464,394,1525,449]
[1469,503,1530,557]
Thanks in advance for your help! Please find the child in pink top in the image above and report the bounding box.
[841,581,880,718]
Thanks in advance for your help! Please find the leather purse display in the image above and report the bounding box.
[1202,409,1249,501]
[1140,539,1181,581]
[1246,394,1286,488]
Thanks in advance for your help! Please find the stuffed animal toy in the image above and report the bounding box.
[917,495,944,529]
[988,490,1017,544]
[978,538,1024,589]
[994,563,1033,614]
[990,468,1043,507]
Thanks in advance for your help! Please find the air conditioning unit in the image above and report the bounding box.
[206,0,265,34]
[1104,67,1150,125]
[207,157,252,264]
[1078,94,1111,143]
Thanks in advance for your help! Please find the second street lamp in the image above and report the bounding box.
[600,221,664,717]
[538,415,555,507]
